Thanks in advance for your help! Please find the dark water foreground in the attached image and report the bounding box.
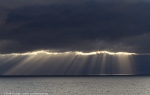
[0,76,150,95]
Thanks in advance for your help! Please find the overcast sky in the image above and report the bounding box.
[0,0,150,54]
[0,0,150,75]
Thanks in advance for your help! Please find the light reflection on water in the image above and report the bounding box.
[0,77,150,95]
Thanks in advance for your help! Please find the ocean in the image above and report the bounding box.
[0,76,150,95]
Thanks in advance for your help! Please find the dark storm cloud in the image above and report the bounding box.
[1,0,150,53]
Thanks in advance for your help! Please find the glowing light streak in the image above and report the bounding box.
[75,51,136,55]
[0,50,141,75]
[0,50,137,56]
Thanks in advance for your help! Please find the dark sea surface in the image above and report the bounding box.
[0,76,150,95]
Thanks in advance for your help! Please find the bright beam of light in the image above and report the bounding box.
[0,50,139,75]
[75,51,136,55]
[0,49,140,75]
[117,55,133,74]
[0,50,137,56]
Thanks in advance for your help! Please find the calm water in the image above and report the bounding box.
[0,76,150,95]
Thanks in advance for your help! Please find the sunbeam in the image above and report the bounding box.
[116,55,133,74]
[1,0,150,76]
[0,50,148,75]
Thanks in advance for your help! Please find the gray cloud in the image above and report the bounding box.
[0,0,150,53]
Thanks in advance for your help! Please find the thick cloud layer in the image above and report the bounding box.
[0,0,150,53]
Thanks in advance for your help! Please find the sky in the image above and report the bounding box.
[0,0,150,75]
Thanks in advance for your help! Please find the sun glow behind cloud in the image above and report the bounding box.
[0,50,140,75]
[0,50,137,56]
